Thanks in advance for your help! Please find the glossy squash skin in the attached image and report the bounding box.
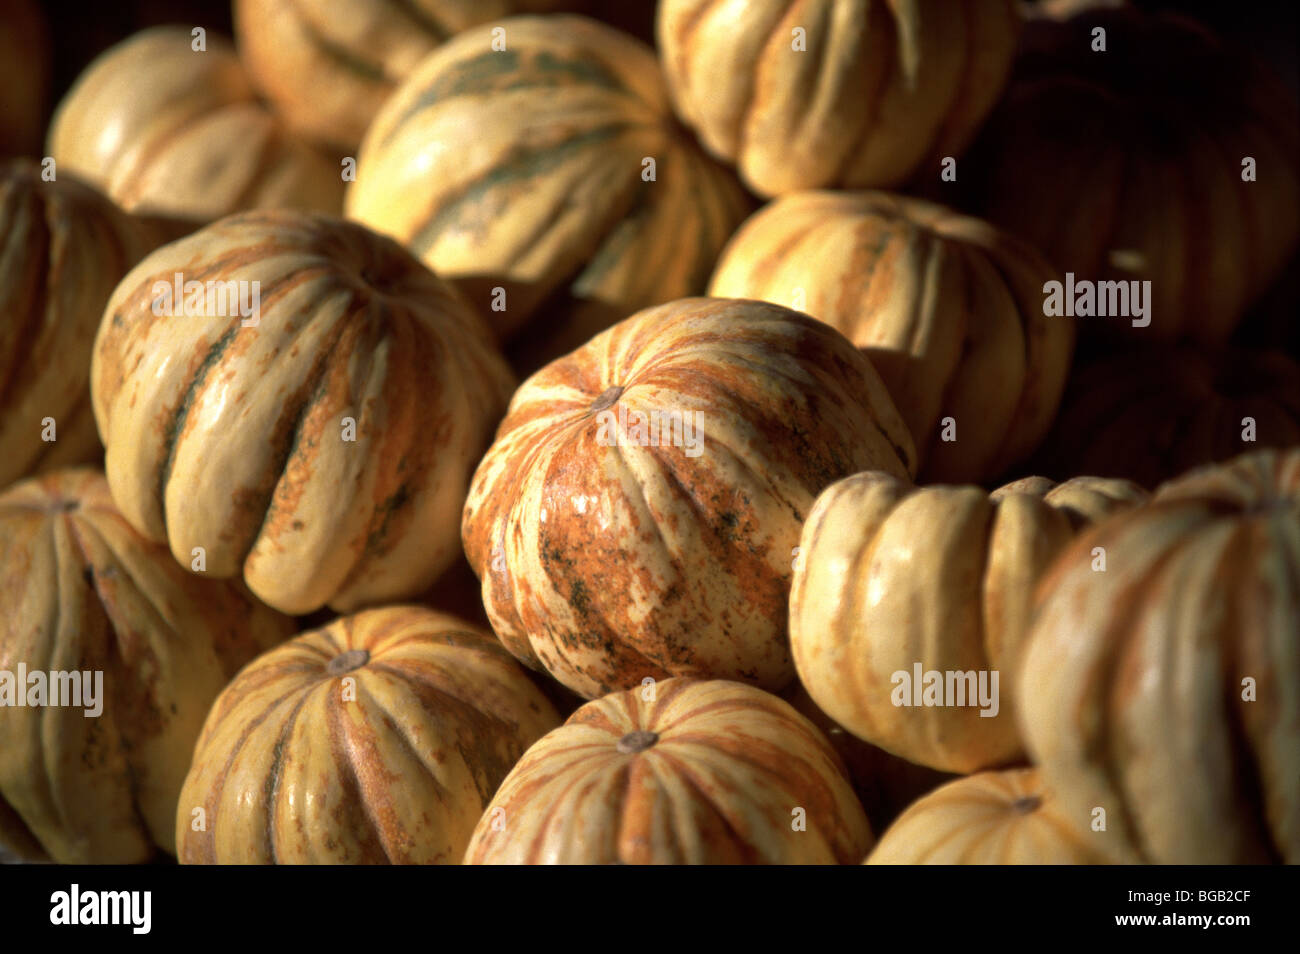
[47,27,344,222]
[234,0,581,150]
[657,0,1021,196]
[0,161,165,487]
[92,210,515,615]
[462,297,917,700]
[0,469,294,864]
[176,605,560,864]
[791,471,1147,773]
[464,677,872,864]
[1019,449,1300,863]
[865,768,1110,864]
[346,15,752,355]
[709,190,1074,482]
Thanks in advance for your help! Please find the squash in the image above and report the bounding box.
[47,27,345,222]
[1033,346,1300,490]
[176,605,560,864]
[462,297,916,700]
[1019,448,1300,864]
[0,468,293,864]
[0,0,49,157]
[234,0,581,150]
[92,209,514,616]
[0,160,165,488]
[790,470,1147,773]
[865,768,1109,864]
[964,6,1300,343]
[709,190,1074,482]
[346,15,751,359]
[656,0,1021,197]
[464,677,871,864]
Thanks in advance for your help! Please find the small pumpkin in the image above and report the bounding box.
[0,468,293,864]
[0,0,49,157]
[1033,346,1300,489]
[865,768,1109,864]
[234,0,581,150]
[346,15,751,359]
[462,297,916,700]
[790,470,1147,773]
[464,677,871,864]
[1020,448,1300,864]
[176,605,560,864]
[656,0,1021,196]
[48,27,345,222]
[92,210,514,615]
[964,6,1300,343]
[709,190,1074,482]
[0,160,167,488]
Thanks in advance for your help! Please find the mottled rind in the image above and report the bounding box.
[465,677,871,864]
[790,470,1147,773]
[91,209,516,615]
[462,297,917,699]
[1019,448,1300,864]
[0,468,294,864]
[175,605,560,864]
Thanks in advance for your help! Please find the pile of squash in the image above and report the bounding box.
[0,0,1296,866]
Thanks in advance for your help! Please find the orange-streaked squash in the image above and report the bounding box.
[709,190,1073,481]
[464,677,871,864]
[462,297,916,700]
[176,605,560,864]
[92,210,514,615]
[1019,448,1300,863]
[48,27,344,221]
[656,0,1021,196]
[791,470,1147,773]
[0,469,293,864]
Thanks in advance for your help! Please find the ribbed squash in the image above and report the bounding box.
[0,0,49,157]
[176,605,560,864]
[48,27,344,221]
[709,191,1074,482]
[865,768,1110,864]
[965,7,1300,343]
[464,677,871,864]
[234,0,580,150]
[1034,346,1300,489]
[790,471,1147,773]
[0,469,293,864]
[346,15,751,359]
[0,161,165,488]
[1019,448,1300,864]
[656,0,1021,196]
[462,297,916,700]
[92,210,514,615]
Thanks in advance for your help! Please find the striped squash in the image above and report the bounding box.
[0,0,49,157]
[790,471,1147,773]
[346,15,751,358]
[1034,346,1300,490]
[176,605,560,864]
[462,297,916,700]
[964,7,1300,343]
[0,161,164,488]
[709,191,1074,482]
[656,0,1021,196]
[235,0,581,150]
[464,677,872,864]
[866,768,1109,864]
[1020,448,1300,864]
[48,27,344,222]
[92,210,514,616]
[0,469,293,864]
